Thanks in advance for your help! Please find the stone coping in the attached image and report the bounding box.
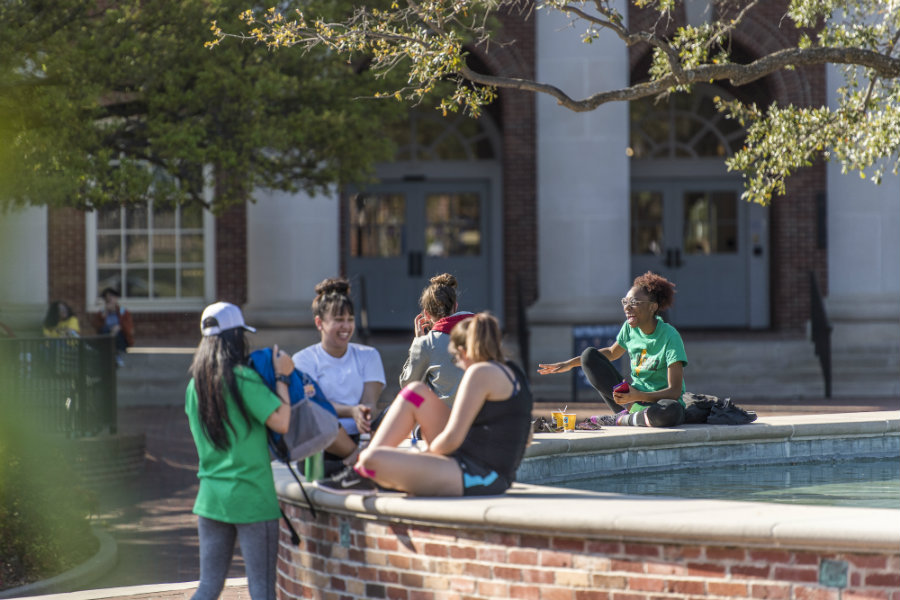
[275,411,900,554]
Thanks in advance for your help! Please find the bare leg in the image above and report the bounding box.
[367,382,451,450]
[358,447,463,496]
[324,427,358,460]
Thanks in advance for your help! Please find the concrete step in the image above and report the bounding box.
[116,334,899,407]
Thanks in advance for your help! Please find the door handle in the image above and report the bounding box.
[408,251,423,277]
[665,249,673,268]
[674,248,682,268]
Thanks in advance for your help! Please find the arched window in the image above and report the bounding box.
[629,84,746,159]
[387,108,500,161]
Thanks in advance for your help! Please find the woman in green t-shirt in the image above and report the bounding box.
[185,302,293,600]
[538,272,687,428]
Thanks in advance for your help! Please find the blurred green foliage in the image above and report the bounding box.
[0,405,97,591]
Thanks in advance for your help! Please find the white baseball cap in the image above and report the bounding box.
[200,302,257,336]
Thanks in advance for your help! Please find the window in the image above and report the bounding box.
[87,201,214,310]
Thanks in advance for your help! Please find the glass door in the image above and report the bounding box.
[347,180,491,329]
[631,179,750,327]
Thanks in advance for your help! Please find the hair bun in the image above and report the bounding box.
[430,273,457,288]
[315,277,351,297]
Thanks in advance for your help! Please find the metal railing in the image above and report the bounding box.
[808,271,833,398]
[0,336,118,435]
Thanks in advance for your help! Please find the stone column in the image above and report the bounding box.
[0,206,48,332]
[243,188,340,348]
[825,65,900,349]
[528,2,631,397]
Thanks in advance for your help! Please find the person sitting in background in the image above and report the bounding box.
[42,301,80,338]
[316,312,533,497]
[537,271,687,428]
[90,287,134,366]
[398,273,473,406]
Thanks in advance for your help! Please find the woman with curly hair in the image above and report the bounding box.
[537,272,687,428]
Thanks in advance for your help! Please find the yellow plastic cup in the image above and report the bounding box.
[551,411,564,429]
[562,413,577,431]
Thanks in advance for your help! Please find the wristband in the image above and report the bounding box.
[276,374,291,385]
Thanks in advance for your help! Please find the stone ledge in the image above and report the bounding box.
[275,411,900,554]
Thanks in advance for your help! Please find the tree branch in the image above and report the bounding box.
[463,46,900,112]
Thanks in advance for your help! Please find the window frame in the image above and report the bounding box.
[85,202,216,312]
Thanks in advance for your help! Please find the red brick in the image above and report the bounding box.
[389,554,411,569]
[708,547,747,562]
[495,565,524,581]
[479,580,510,597]
[592,574,628,589]
[794,552,820,566]
[423,543,448,558]
[510,583,541,599]
[510,549,540,565]
[794,585,840,600]
[646,563,687,576]
[386,585,409,600]
[463,561,492,579]
[400,572,424,588]
[687,562,727,577]
[379,569,399,583]
[541,550,574,568]
[866,573,900,588]
[449,545,477,560]
[477,546,507,562]
[587,541,624,556]
[847,555,888,570]
[732,564,772,579]
[541,586,576,600]
[708,581,749,596]
[576,592,611,600]
[377,536,399,551]
[554,538,587,552]
[669,579,706,595]
[844,591,892,600]
[522,567,555,584]
[749,550,792,564]
[624,543,662,558]
[449,577,476,593]
[630,576,666,592]
[521,535,552,550]
[773,566,818,583]
[610,559,644,573]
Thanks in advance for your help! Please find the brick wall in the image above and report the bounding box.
[48,207,88,323]
[493,11,537,334]
[277,505,899,600]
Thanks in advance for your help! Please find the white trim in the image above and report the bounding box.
[85,203,216,312]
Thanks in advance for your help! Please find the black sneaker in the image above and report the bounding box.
[314,466,377,496]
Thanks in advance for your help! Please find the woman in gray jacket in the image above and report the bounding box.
[399,273,473,405]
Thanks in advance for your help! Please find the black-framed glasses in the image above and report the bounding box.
[621,297,651,308]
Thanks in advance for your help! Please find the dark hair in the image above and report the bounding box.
[419,273,458,320]
[312,277,354,320]
[632,271,676,313]
[449,312,504,363]
[101,287,121,300]
[43,301,73,330]
[189,322,251,451]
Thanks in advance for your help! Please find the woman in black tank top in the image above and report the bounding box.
[314,312,534,497]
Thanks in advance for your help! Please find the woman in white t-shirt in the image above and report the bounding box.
[293,278,385,448]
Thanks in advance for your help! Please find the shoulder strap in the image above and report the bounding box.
[493,360,520,395]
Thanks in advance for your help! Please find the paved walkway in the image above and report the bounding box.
[58,395,899,598]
